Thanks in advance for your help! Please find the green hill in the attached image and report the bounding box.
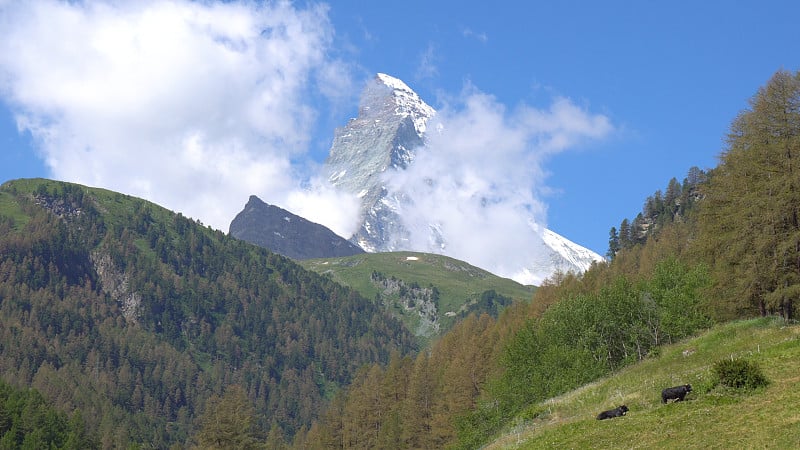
[487,318,800,449]
[0,178,416,447]
[300,252,535,342]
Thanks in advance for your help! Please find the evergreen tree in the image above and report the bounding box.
[697,69,800,320]
[0,178,417,446]
[607,227,620,260]
[618,219,632,249]
[664,177,682,209]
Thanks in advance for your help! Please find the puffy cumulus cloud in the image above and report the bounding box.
[0,0,353,232]
[383,86,612,283]
[285,175,361,238]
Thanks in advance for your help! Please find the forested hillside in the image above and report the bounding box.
[0,178,416,447]
[299,69,800,448]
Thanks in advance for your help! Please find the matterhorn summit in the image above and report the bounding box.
[326,73,435,252]
[325,74,603,285]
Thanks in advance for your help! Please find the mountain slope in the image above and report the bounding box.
[324,73,603,284]
[487,318,800,449]
[300,251,535,342]
[229,195,364,259]
[0,178,416,447]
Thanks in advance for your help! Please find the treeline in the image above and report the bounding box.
[607,166,706,258]
[0,180,416,447]
[696,69,800,320]
[458,289,512,319]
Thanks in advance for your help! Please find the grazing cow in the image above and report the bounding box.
[596,405,628,420]
[661,384,692,403]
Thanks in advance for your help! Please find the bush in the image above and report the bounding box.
[712,357,769,390]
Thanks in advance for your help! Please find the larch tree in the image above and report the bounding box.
[193,385,260,450]
[401,352,435,449]
[698,69,800,320]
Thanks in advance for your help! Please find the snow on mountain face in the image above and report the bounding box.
[541,228,602,273]
[375,73,434,134]
[325,74,603,285]
[325,73,435,252]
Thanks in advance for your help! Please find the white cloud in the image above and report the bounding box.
[285,176,361,238]
[0,0,351,232]
[0,0,612,279]
[383,86,612,281]
[462,27,488,43]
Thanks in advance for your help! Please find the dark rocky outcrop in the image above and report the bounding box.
[229,195,364,259]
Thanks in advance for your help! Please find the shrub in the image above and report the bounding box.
[712,357,769,390]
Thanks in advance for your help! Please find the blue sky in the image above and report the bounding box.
[0,0,797,262]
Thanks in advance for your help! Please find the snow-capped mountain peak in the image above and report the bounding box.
[325,74,603,284]
[541,228,603,272]
[374,73,435,134]
[376,72,413,92]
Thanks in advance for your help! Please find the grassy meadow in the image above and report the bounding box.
[301,251,534,337]
[488,317,800,449]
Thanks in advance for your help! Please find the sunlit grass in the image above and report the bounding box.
[300,251,534,337]
[488,318,800,449]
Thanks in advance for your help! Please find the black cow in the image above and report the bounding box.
[661,384,692,403]
[596,405,628,420]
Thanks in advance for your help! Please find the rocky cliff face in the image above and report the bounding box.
[323,74,603,285]
[325,73,434,252]
[229,195,364,259]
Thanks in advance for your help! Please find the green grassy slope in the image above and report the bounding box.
[300,252,534,340]
[488,318,800,449]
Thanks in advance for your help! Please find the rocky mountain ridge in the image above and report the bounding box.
[229,195,364,259]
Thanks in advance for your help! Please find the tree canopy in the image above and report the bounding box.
[697,69,800,320]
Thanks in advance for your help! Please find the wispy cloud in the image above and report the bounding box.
[462,27,488,43]
[383,84,612,283]
[0,0,360,235]
[415,43,439,81]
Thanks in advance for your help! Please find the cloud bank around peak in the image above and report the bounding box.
[0,0,360,235]
[0,0,613,270]
[383,87,613,283]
